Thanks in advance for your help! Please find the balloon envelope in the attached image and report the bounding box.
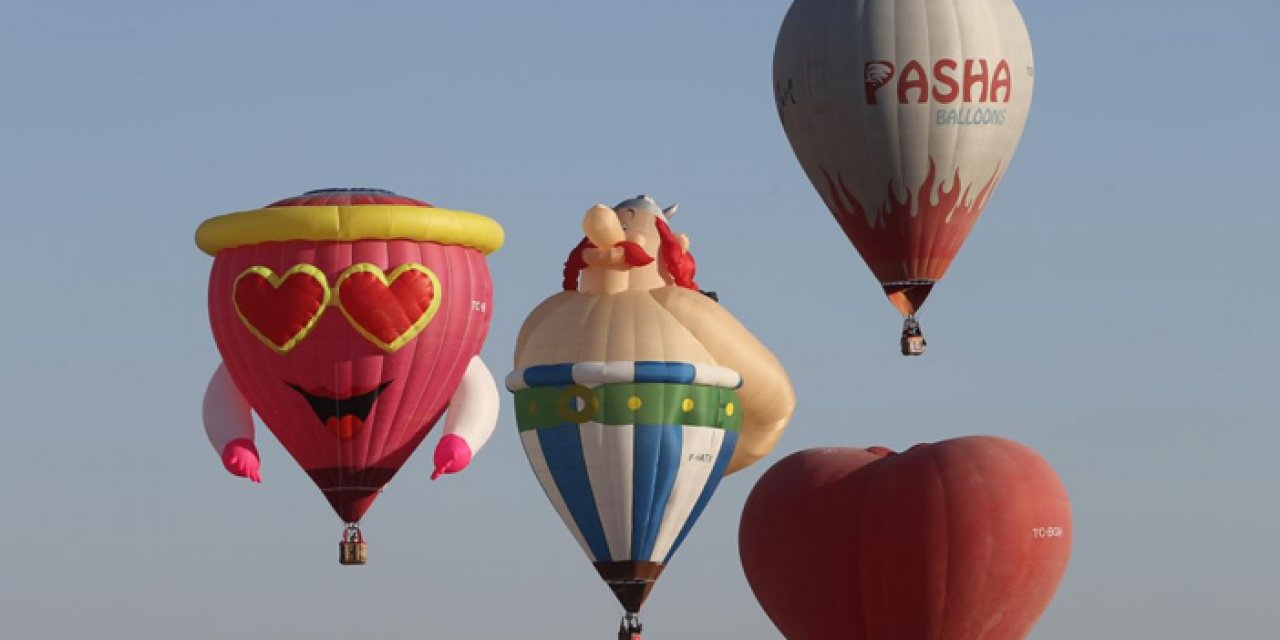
[509,361,742,613]
[200,188,501,522]
[775,0,1034,315]
[507,196,789,617]
[739,437,1071,640]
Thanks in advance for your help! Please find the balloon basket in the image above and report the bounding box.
[339,541,367,565]
[900,335,925,356]
[617,613,643,640]
[339,523,367,566]
[900,316,926,357]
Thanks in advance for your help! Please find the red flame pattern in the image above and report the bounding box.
[821,157,1002,285]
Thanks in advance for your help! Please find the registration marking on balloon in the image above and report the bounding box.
[1032,526,1066,539]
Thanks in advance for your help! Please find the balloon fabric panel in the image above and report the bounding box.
[524,423,613,562]
[515,375,740,613]
[515,380,741,565]
[775,0,1033,316]
[209,239,493,522]
[739,437,1071,639]
[511,197,795,623]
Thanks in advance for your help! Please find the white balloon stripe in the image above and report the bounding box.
[579,422,635,562]
[520,430,595,560]
[650,426,726,562]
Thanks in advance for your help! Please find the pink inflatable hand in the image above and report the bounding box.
[221,438,262,483]
[432,434,473,480]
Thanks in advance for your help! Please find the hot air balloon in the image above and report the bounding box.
[196,188,504,564]
[739,436,1072,639]
[774,0,1035,355]
[508,196,795,638]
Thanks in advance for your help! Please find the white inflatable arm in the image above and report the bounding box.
[443,355,499,454]
[203,363,253,453]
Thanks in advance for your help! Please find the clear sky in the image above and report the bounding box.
[1,1,1276,638]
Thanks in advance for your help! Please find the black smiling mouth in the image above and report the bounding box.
[286,381,393,424]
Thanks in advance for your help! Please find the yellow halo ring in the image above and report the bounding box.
[197,205,504,256]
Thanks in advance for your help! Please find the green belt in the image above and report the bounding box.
[514,382,742,432]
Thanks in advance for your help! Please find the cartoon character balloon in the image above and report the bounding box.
[739,437,1072,639]
[508,196,795,637]
[196,188,504,563]
[774,0,1034,354]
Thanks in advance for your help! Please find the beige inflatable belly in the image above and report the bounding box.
[517,291,716,367]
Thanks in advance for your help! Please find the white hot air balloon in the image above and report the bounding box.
[774,0,1034,355]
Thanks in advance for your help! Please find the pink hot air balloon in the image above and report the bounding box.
[739,436,1071,639]
[196,188,504,563]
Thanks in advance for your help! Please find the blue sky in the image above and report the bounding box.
[1,1,1277,637]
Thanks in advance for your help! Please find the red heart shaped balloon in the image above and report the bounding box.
[233,265,330,353]
[336,263,441,353]
[739,436,1071,640]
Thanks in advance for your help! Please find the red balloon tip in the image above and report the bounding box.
[431,460,454,481]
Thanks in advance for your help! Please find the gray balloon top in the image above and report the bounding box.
[614,195,678,220]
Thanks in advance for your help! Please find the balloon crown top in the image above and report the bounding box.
[269,188,432,208]
[195,188,504,256]
[613,195,678,221]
